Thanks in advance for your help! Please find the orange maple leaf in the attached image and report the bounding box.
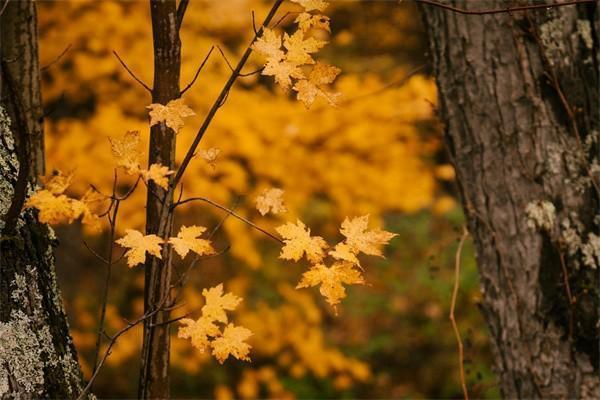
[211,324,253,364]
[255,188,287,216]
[296,261,365,309]
[115,229,163,267]
[168,225,215,259]
[293,62,341,108]
[147,98,195,132]
[276,219,328,263]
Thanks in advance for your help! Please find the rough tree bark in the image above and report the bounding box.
[420,0,599,398]
[0,1,86,398]
[138,0,181,398]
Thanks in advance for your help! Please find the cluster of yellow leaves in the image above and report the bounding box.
[24,171,106,231]
[255,187,287,216]
[147,98,195,132]
[178,284,252,364]
[109,130,174,189]
[277,215,396,311]
[115,225,215,268]
[252,0,340,108]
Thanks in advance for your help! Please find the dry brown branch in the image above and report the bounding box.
[112,50,152,93]
[451,226,470,400]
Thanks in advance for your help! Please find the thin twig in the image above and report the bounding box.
[216,45,235,73]
[415,0,594,15]
[112,50,152,93]
[181,46,215,95]
[251,10,258,35]
[450,227,469,400]
[558,251,575,337]
[0,0,9,17]
[173,196,283,243]
[83,240,109,265]
[41,44,72,72]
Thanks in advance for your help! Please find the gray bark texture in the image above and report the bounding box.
[0,1,86,398]
[420,0,599,398]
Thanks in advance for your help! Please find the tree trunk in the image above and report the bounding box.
[0,1,86,398]
[420,0,599,398]
[138,0,181,398]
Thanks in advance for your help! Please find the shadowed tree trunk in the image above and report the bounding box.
[0,1,86,398]
[138,0,182,398]
[419,0,599,398]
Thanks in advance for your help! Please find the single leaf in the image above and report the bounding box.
[283,30,326,65]
[168,225,215,259]
[255,188,287,216]
[329,242,360,266]
[141,163,174,190]
[293,62,341,108]
[251,28,284,61]
[262,59,304,90]
[340,215,397,257]
[80,189,108,232]
[40,170,74,195]
[276,219,328,263]
[178,317,220,352]
[24,190,83,225]
[109,130,141,175]
[147,98,195,132]
[296,261,364,308]
[291,0,328,12]
[201,284,242,324]
[115,229,163,267]
[295,12,330,33]
[211,323,253,364]
[198,147,221,168]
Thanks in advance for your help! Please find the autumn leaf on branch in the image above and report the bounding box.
[40,170,74,195]
[178,317,220,351]
[201,284,242,324]
[276,219,328,263]
[296,261,365,310]
[251,28,284,62]
[283,30,325,65]
[291,0,329,12]
[147,98,195,132]
[293,61,341,108]
[211,324,253,364]
[168,225,215,259]
[198,147,221,169]
[178,284,251,364]
[255,188,287,216]
[115,229,163,268]
[338,214,397,257]
[109,130,142,175]
[295,12,330,33]
[263,60,305,91]
[141,163,174,189]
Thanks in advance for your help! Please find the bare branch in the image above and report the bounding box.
[181,46,215,95]
[173,196,283,243]
[216,45,235,73]
[175,0,190,31]
[415,0,594,16]
[40,44,72,72]
[112,50,152,93]
[0,0,9,17]
[251,10,258,35]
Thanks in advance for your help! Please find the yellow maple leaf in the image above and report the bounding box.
[211,323,253,364]
[276,219,328,263]
[40,170,74,195]
[293,62,341,108]
[109,130,142,175]
[296,261,364,308]
[283,30,326,65]
[147,98,195,132]
[340,215,397,257]
[198,147,221,168]
[115,229,163,268]
[25,190,82,225]
[329,242,360,266]
[201,284,242,324]
[141,163,174,189]
[295,12,330,33]
[178,316,220,352]
[262,59,304,91]
[291,0,329,12]
[255,188,287,216]
[80,189,108,232]
[251,28,284,62]
[168,225,215,259]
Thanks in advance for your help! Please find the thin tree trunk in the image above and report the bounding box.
[0,1,86,398]
[138,0,181,398]
[420,0,599,398]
